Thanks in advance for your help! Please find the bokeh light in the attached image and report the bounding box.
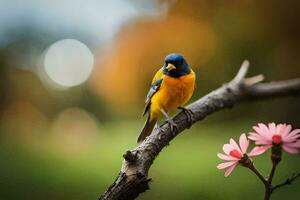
[50,107,99,153]
[0,1,300,200]
[0,101,49,140]
[43,39,94,88]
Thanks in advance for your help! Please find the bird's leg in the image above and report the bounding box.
[154,123,161,132]
[178,106,194,129]
[160,108,178,135]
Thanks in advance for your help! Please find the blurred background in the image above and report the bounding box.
[0,0,299,199]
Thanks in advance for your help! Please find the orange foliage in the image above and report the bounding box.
[90,14,215,113]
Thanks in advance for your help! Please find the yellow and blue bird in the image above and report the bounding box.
[137,53,196,143]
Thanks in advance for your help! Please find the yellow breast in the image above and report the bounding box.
[151,71,196,114]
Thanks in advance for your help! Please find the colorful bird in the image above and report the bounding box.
[137,53,196,143]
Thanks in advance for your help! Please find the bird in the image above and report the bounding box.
[137,53,196,143]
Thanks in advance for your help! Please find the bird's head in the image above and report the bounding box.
[163,53,190,78]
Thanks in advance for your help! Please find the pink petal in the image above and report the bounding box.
[217,161,238,169]
[284,141,300,148]
[254,124,272,140]
[248,133,271,144]
[230,139,242,154]
[255,140,273,145]
[268,122,276,135]
[283,134,300,143]
[288,129,300,137]
[223,144,234,155]
[248,135,259,141]
[217,153,239,161]
[282,144,299,154]
[281,124,292,137]
[253,126,265,137]
[239,133,249,153]
[248,135,258,141]
[275,124,284,135]
[248,146,271,156]
[248,132,261,140]
[258,123,270,133]
[224,163,238,177]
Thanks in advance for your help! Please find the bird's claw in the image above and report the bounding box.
[154,124,162,132]
[178,106,194,129]
[166,119,178,136]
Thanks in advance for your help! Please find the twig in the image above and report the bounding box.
[98,61,300,200]
[272,172,300,192]
[232,60,250,84]
[244,74,264,86]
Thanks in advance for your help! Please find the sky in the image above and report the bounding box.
[0,0,171,47]
[0,0,174,88]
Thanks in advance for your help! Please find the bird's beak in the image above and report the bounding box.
[166,63,176,71]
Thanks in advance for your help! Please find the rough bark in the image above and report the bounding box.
[98,61,300,200]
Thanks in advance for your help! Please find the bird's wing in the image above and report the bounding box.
[151,67,164,84]
[191,69,197,89]
[143,68,164,116]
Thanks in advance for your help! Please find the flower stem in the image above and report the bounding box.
[263,145,282,199]
[247,163,268,185]
[264,188,271,200]
[263,162,279,200]
[268,162,278,184]
[246,162,272,200]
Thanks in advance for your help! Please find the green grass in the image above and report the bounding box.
[0,120,299,200]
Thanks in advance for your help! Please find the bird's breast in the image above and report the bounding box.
[157,73,195,110]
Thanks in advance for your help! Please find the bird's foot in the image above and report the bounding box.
[166,119,178,136]
[154,124,162,132]
[178,106,194,129]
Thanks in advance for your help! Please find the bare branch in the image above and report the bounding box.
[271,172,300,193]
[98,61,300,200]
[232,60,250,84]
[246,78,300,98]
[244,74,264,86]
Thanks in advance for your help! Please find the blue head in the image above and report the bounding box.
[163,53,190,78]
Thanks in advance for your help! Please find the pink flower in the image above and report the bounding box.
[217,134,262,177]
[248,123,300,154]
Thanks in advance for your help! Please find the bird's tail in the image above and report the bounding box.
[137,115,157,143]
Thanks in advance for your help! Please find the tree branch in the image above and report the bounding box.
[98,61,300,200]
